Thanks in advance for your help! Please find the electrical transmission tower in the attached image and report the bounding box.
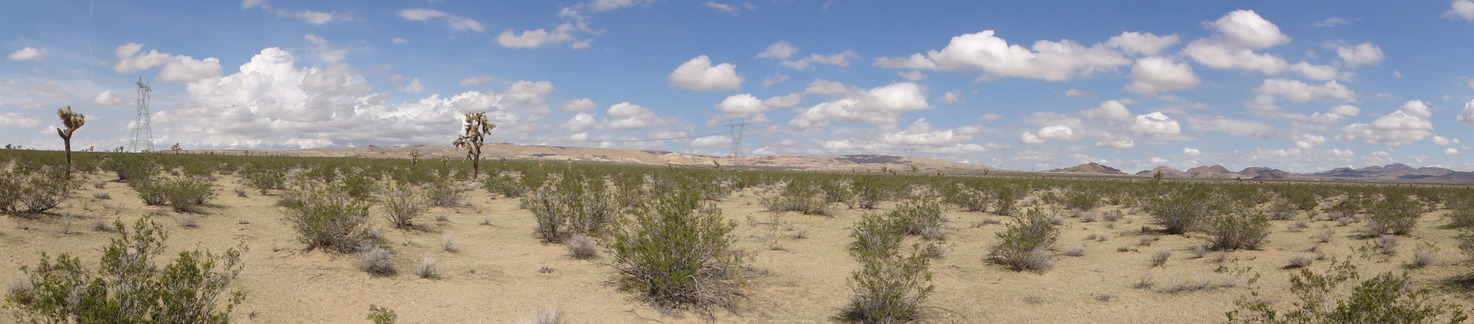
[129,77,154,153]
[724,119,750,158]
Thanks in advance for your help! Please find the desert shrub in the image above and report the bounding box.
[1226,259,1467,323]
[609,190,743,313]
[993,185,1019,216]
[1327,196,1366,219]
[413,258,439,279]
[483,171,528,198]
[851,212,906,257]
[842,244,934,323]
[1147,185,1219,234]
[760,179,831,216]
[4,218,245,323]
[380,180,430,229]
[281,178,374,253]
[850,176,889,210]
[1265,199,1298,221]
[357,246,396,276]
[991,208,1059,272]
[523,175,619,243]
[890,199,944,238]
[367,304,398,324]
[133,179,170,206]
[0,164,77,215]
[424,172,470,207]
[102,155,159,182]
[1061,189,1101,211]
[161,175,218,213]
[1447,208,1474,228]
[518,309,566,324]
[1206,212,1272,251]
[241,165,287,193]
[1150,249,1172,267]
[1365,195,1421,236]
[945,186,993,212]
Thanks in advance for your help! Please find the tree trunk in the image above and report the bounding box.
[63,138,72,176]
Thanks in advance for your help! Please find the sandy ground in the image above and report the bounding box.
[2,172,1471,323]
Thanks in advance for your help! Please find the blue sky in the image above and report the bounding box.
[3,0,1474,172]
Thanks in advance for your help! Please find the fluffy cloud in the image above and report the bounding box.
[1249,79,1357,117]
[165,47,550,149]
[398,8,485,32]
[1037,125,1075,140]
[756,41,797,59]
[1210,10,1289,49]
[1342,100,1434,146]
[789,82,931,129]
[563,113,597,133]
[938,90,961,104]
[497,23,578,48]
[1449,0,1474,21]
[875,30,1129,81]
[1125,56,1200,94]
[1432,136,1460,146]
[690,135,729,147]
[304,34,347,62]
[1447,148,1462,155]
[669,55,743,90]
[558,98,596,112]
[1336,43,1384,68]
[1064,89,1093,97]
[1183,39,1289,74]
[1081,100,1133,121]
[7,47,46,61]
[1459,99,1474,125]
[715,94,768,117]
[113,43,223,83]
[400,78,425,93]
[459,76,494,87]
[1182,147,1201,156]
[604,102,668,130]
[93,90,123,106]
[1129,112,1181,136]
[1097,138,1135,149]
[781,51,859,69]
[1107,32,1179,56]
[1292,133,1326,148]
[880,119,973,146]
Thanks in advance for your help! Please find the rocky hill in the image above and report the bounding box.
[1047,162,1127,175]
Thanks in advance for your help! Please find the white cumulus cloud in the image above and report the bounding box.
[1336,43,1384,68]
[789,82,931,129]
[1081,100,1133,121]
[1342,100,1434,146]
[559,98,596,112]
[7,47,46,61]
[1449,0,1474,21]
[875,30,1129,81]
[756,41,798,59]
[497,23,578,48]
[1182,147,1201,156]
[399,8,485,32]
[93,90,123,106]
[1107,32,1179,56]
[1130,112,1181,136]
[113,43,223,83]
[669,55,744,90]
[1458,99,1474,125]
[1125,56,1200,94]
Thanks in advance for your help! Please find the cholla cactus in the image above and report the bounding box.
[56,106,86,175]
[452,112,496,180]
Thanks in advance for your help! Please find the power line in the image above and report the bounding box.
[129,77,154,152]
[724,119,749,158]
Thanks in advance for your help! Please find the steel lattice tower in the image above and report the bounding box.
[725,119,749,158]
[129,77,154,152]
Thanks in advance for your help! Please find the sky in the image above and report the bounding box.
[3,0,1474,173]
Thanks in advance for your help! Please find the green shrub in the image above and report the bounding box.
[4,218,245,323]
[241,165,286,194]
[945,186,993,212]
[609,190,743,313]
[1206,212,1272,251]
[851,212,905,257]
[843,244,934,323]
[1365,195,1421,236]
[1061,189,1101,211]
[850,176,889,210]
[1147,185,1216,234]
[424,171,470,207]
[484,171,527,198]
[523,175,619,243]
[367,304,398,324]
[1227,259,1467,323]
[890,199,944,239]
[991,208,1059,272]
[163,175,218,213]
[0,164,77,215]
[281,178,374,253]
[1447,208,1474,228]
[380,180,429,229]
[760,179,831,216]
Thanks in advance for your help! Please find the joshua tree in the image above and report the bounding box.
[171,143,182,154]
[409,150,422,165]
[56,106,86,175]
[452,112,495,180]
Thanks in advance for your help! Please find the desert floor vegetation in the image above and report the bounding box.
[1,150,1472,322]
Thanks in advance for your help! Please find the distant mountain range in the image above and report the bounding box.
[1047,162,1474,184]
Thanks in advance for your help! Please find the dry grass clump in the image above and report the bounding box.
[380,179,430,229]
[413,257,439,279]
[91,191,111,200]
[990,208,1059,273]
[1064,244,1086,257]
[566,233,598,259]
[517,309,566,324]
[1150,249,1172,267]
[1408,244,1437,269]
[1286,253,1314,269]
[357,246,396,276]
[441,234,459,253]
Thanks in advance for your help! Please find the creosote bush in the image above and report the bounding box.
[844,205,935,323]
[1364,195,1422,236]
[281,177,375,253]
[1227,259,1467,323]
[0,163,77,215]
[1147,185,1217,234]
[1206,212,1272,251]
[4,218,245,323]
[609,189,743,314]
[760,179,832,216]
[991,208,1060,272]
[523,174,619,243]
